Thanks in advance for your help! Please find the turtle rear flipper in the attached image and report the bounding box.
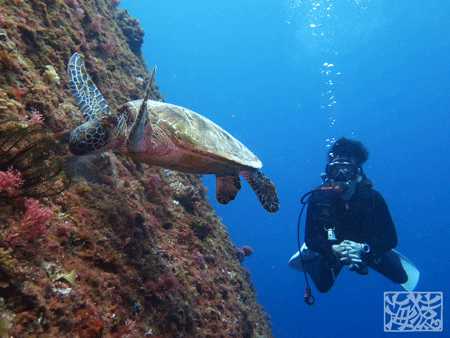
[215,173,242,205]
[68,52,110,121]
[241,170,280,213]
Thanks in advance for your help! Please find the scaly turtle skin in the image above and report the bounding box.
[67,52,279,213]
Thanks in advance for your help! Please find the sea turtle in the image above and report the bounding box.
[67,52,279,213]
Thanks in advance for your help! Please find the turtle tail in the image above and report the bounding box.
[241,170,280,213]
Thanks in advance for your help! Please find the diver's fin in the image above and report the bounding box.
[288,244,319,272]
[215,172,241,205]
[392,249,420,292]
[288,251,306,272]
[369,249,420,292]
[240,169,280,213]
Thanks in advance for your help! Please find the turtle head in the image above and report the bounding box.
[69,115,121,155]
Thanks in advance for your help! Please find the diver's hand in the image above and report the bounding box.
[332,245,362,265]
[345,240,370,255]
[332,240,369,265]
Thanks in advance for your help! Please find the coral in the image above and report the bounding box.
[0,247,17,269]
[18,109,45,126]
[235,248,245,263]
[191,250,205,267]
[88,14,104,34]
[170,181,201,214]
[6,198,54,247]
[0,51,18,72]
[113,319,136,338]
[74,307,105,337]
[0,166,24,191]
[235,246,254,263]
[190,219,213,241]
[107,0,121,9]
[0,13,7,28]
[117,11,145,57]
[99,39,117,54]
[143,173,162,190]
[63,0,79,9]
[146,268,179,300]
[42,65,61,85]
[242,245,254,256]
[27,109,45,125]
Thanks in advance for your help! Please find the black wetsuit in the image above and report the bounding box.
[304,182,406,293]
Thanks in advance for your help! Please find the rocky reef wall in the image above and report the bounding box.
[0,0,273,337]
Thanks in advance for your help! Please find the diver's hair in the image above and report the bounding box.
[327,137,369,167]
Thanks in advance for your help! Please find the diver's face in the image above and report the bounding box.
[325,160,362,200]
[326,161,360,182]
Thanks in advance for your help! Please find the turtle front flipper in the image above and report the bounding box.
[240,170,280,213]
[68,52,110,121]
[215,173,242,206]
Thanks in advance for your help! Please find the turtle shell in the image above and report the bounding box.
[124,99,262,174]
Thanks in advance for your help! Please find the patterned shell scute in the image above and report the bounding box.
[145,100,262,169]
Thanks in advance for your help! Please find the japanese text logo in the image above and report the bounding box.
[384,292,443,332]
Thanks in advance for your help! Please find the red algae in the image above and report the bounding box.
[0,0,274,337]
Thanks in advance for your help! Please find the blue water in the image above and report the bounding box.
[121,1,449,336]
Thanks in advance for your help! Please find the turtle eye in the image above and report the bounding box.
[75,140,87,154]
[69,133,89,155]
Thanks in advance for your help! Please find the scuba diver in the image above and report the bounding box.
[289,138,419,303]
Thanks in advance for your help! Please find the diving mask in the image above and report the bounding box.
[325,161,360,182]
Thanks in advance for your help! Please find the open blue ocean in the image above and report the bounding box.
[121,1,449,336]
